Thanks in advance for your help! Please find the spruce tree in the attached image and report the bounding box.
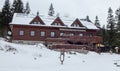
[11,0,17,14]
[101,25,108,45]
[48,3,55,16]
[15,0,24,13]
[0,12,2,27]
[24,2,30,14]
[114,7,120,47]
[1,0,12,37]
[107,7,116,48]
[95,16,100,28]
[1,0,12,26]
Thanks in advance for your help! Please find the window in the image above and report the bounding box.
[57,23,61,26]
[72,24,79,27]
[89,33,93,37]
[79,33,83,36]
[51,32,55,37]
[30,31,35,36]
[60,32,64,36]
[70,33,74,36]
[54,23,61,26]
[76,24,80,27]
[38,22,41,24]
[19,30,24,36]
[54,23,57,25]
[40,31,45,36]
[33,22,37,24]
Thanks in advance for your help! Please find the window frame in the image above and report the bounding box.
[40,31,46,37]
[79,33,83,36]
[60,32,64,36]
[19,30,24,36]
[50,31,55,37]
[30,30,35,37]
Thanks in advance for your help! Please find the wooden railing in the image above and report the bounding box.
[46,36,102,44]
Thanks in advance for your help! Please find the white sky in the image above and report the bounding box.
[0,0,120,26]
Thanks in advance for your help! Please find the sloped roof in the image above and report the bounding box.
[80,19,98,29]
[10,13,98,30]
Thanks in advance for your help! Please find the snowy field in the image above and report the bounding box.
[0,38,120,71]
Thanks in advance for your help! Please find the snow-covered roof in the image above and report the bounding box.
[10,13,98,30]
[80,20,98,29]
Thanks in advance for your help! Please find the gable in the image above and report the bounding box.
[71,18,84,27]
[51,17,65,26]
[30,16,45,25]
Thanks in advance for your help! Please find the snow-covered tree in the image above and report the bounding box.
[115,7,120,32]
[114,7,120,47]
[48,3,55,16]
[24,2,30,14]
[11,0,17,14]
[94,16,100,28]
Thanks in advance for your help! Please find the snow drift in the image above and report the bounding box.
[0,37,120,71]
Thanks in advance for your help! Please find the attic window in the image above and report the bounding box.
[54,23,61,26]
[72,24,80,27]
[38,22,41,24]
[32,22,42,24]
[33,22,37,24]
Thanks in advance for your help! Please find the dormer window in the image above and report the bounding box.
[38,22,41,24]
[54,23,61,26]
[33,22,37,24]
[51,17,65,26]
[72,24,80,27]
[71,19,84,27]
[57,23,61,26]
[30,16,45,25]
[32,21,42,24]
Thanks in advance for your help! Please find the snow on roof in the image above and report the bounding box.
[40,15,56,26]
[61,16,75,27]
[11,13,34,25]
[10,13,98,29]
[80,19,98,30]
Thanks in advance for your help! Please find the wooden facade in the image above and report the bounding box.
[10,13,102,49]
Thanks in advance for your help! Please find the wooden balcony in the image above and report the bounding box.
[46,35,102,44]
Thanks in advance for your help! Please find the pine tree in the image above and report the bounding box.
[114,7,120,47]
[101,25,109,45]
[0,12,2,27]
[24,2,30,14]
[48,3,55,16]
[107,7,116,48]
[1,0,12,37]
[95,16,100,28]
[1,0,12,26]
[11,0,17,14]
[115,7,120,32]
[15,0,24,13]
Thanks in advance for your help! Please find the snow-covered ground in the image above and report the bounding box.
[0,38,120,71]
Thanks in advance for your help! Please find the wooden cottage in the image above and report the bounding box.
[9,13,102,49]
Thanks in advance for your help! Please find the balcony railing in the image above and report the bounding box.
[46,35,102,44]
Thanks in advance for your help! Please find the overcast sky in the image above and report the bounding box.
[0,0,120,26]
